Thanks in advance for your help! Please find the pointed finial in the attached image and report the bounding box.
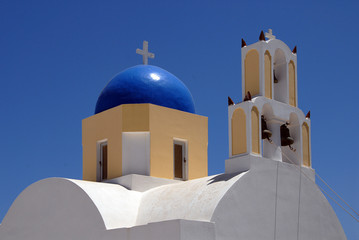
[259,31,265,41]
[243,91,252,101]
[306,111,311,119]
[247,91,252,100]
[228,96,235,106]
[292,46,297,54]
[241,38,247,48]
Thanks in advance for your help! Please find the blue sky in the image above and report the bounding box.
[0,0,358,238]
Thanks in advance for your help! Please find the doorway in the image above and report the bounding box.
[174,140,187,180]
[97,140,108,182]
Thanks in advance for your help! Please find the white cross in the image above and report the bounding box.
[265,29,276,40]
[136,40,155,65]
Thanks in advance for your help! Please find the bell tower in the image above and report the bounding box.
[226,30,311,173]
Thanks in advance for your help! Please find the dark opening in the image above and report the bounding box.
[174,144,183,179]
[101,144,108,180]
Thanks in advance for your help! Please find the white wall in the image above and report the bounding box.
[122,132,150,176]
[213,157,346,240]
[0,157,345,240]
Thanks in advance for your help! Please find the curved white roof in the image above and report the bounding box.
[0,159,346,240]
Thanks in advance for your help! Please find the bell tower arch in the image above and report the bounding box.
[273,48,288,103]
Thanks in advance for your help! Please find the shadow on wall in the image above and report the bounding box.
[207,172,245,185]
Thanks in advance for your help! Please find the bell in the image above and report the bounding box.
[261,116,272,142]
[280,124,294,146]
[274,70,279,83]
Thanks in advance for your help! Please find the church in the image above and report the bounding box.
[0,30,346,240]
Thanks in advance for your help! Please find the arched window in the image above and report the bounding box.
[245,49,260,96]
[289,60,296,107]
[264,51,272,99]
[232,108,247,155]
[251,106,260,154]
[302,122,311,167]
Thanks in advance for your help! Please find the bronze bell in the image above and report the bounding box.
[280,124,294,146]
[261,116,272,142]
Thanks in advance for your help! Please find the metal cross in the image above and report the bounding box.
[136,40,155,65]
[265,29,276,40]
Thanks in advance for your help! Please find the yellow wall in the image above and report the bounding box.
[122,104,150,131]
[245,49,260,96]
[82,105,126,181]
[289,61,296,107]
[231,108,247,155]
[264,51,272,99]
[149,105,208,180]
[251,106,260,154]
[82,104,208,181]
[302,122,311,167]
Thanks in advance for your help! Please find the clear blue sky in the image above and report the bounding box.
[0,0,358,238]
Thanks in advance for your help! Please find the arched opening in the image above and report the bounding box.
[232,108,247,155]
[245,49,260,97]
[264,51,272,99]
[251,106,260,154]
[289,60,296,107]
[282,113,300,165]
[302,122,311,167]
[261,103,282,160]
[273,49,288,103]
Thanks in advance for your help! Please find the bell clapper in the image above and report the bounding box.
[289,145,296,152]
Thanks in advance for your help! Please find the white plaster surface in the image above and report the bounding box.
[69,179,142,229]
[105,174,180,192]
[212,157,345,240]
[122,132,151,176]
[225,154,252,173]
[135,172,245,226]
[0,157,345,240]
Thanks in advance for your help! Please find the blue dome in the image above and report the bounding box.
[95,65,195,114]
